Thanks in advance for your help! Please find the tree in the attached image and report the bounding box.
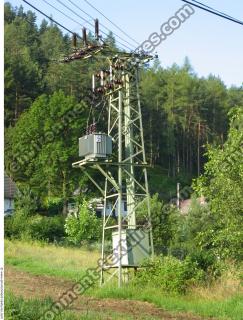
[64,200,101,244]
[194,107,243,260]
[5,91,88,215]
[137,194,179,253]
[4,6,43,125]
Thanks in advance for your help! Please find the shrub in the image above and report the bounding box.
[4,210,65,242]
[27,215,65,242]
[4,210,29,239]
[42,196,63,216]
[136,193,180,254]
[134,255,205,294]
[188,250,223,280]
[65,200,101,245]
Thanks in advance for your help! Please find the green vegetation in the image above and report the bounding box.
[65,201,101,245]
[194,107,243,261]
[4,2,243,213]
[4,3,243,319]
[5,240,99,281]
[5,289,243,320]
[5,214,65,242]
[93,287,243,320]
[133,255,205,294]
[5,291,156,320]
[5,292,77,320]
[5,240,243,319]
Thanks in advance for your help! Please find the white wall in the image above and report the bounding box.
[4,198,14,212]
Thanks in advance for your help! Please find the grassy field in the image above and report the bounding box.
[5,239,99,281]
[5,240,243,320]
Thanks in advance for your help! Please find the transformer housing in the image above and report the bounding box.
[79,133,112,160]
[112,229,150,267]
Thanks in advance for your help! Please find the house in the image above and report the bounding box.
[68,197,128,218]
[4,173,17,216]
[180,196,206,215]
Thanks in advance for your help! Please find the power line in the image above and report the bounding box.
[41,0,94,35]
[182,0,243,26]
[66,0,137,49]
[23,0,132,51]
[55,0,95,30]
[191,0,243,23]
[54,0,133,51]
[83,0,140,45]
[22,0,82,37]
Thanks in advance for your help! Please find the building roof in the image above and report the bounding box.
[180,197,206,215]
[4,174,17,199]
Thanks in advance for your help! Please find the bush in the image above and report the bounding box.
[42,196,63,216]
[134,255,205,294]
[65,200,101,245]
[4,210,29,239]
[4,211,65,242]
[188,250,223,279]
[136,193,180,254]
[27,215,65,242]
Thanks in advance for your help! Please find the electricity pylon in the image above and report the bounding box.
[98,55,154,287]
[64,21,154,287]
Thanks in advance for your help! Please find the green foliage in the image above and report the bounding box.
[137,194,180,254]
[4,212,65,242]
[42,196,64,215]
[65,201,101,245]
[134,255,205,294]
[169,198,210,258]
[14,186,38,216]
[140,59,243,177]
[5,90,88,213]
[194,107,243,260]
[4,211,28,239]
[4,3,43,125]
[4,3,243,266]
[27,215,65,242]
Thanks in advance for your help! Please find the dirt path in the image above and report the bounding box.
[5,266,208,320]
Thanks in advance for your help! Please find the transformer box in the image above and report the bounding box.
[79,133,112,160]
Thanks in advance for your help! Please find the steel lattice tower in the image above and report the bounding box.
[63,27,154,287]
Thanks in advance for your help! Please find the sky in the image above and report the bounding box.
[6,0,243,87]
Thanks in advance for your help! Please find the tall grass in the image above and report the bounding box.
[4,291,160,320]
[5,239,100,281]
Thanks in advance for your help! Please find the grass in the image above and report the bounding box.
[91,286,243,320]
[4,239,99,281]
[5,239,243,320]
[5,291,158,320]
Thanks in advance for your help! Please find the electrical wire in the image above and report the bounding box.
[182,0,243,26]
[41,0,94,36]
[23,0,132,52]
[83,0,140,45]
[191,0,241,22]
[66,0,137,49]
[22,0,82,38]
[55,0,95,29]
[54,0,133,51]
[191,0,243,23]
